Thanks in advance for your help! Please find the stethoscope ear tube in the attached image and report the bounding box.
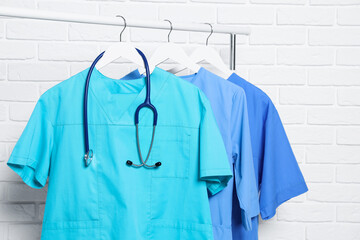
[83,49,160,168]
[84,51,105,167]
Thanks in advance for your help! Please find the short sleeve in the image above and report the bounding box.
[231,90,260,231]
[259,101,308,219]
[7,96,53,189]
[198,91,232,196]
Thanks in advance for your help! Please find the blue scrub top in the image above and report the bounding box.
[7,66,232,240]
[228,73,308,240]
[123,67,259,240]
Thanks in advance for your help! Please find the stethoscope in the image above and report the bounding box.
[83,48,161,169]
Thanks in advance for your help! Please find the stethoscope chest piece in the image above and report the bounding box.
[84,149,93,166]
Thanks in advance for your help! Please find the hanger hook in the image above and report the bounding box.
[205,23,213,46]
[116,15,126,42]
[164,19,173,42]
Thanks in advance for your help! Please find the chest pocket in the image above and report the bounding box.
[149,129,191,179]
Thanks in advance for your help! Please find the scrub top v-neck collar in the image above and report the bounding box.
[88,66,169,125]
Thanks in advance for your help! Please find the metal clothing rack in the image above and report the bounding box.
[0,7,251,70]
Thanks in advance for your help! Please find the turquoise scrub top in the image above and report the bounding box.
[122,67,259,240]
[7,66,232,240]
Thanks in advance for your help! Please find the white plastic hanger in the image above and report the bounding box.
[148,19,200,74]
[95,15,145,71]
[190,23,233,78]
[169,23,233,78]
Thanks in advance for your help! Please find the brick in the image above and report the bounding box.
[277,47,334,66]
[311,0,360,5]
[7,183,47,202]
[8,224,42,240]
[308,68,360,86]
[0,183,4,201]
[280,87,335,105]
[307,145,360,164]
[38,1,97,14]
[308,107,360,125]
[0,204,35,221]
[0,21,4,39]
[309,28,360,46]
[277,107,306,124]
[0,162,23,182]
[337,127,360,145]
[9,103,35,122]
[192,0,243,2]
[0,144,7,162]
[0,104,6,121]
[337,48,360,65]
[8,63,69,81]
[300,164,334,183]
[232,47,276,65]
[134,0,185,2]
[258,222,305,240]
[0,83,38,102]
[250,27,306,45]
[338,88,360,106]
[0,224,5,240]
[0,124,26,142]
[218,6,274,25]
[38,43,99,62]
[0,42,35,60]
[249,68,306,85]
[39,203,45,220]
[0,63,6,81]
[100,3,158,21]
[277,203,335,222]
[307,223,360,240]
[6,20,67,41]
[308,184,360,202]
[69,23,126,42]
[338,8,360,25]
[285,126,335,144]
[0,0,35,8]
[130,28,188,43]
[252,0,305,4]
[337,165,360,183]
[337,205,360,222]
[160,5,216,23]
[277,7,335,26]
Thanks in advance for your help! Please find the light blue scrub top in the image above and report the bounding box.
[123,67,259,240]
[7,66,232,240]
[228,73,308,240]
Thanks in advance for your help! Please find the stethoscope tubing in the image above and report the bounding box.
[83,49,160,168]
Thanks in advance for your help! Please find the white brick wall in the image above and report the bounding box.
[0,1,359,239]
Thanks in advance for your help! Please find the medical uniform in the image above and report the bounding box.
[123,67,259,240]
[7,66,232,240]
[228,73,308,240]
